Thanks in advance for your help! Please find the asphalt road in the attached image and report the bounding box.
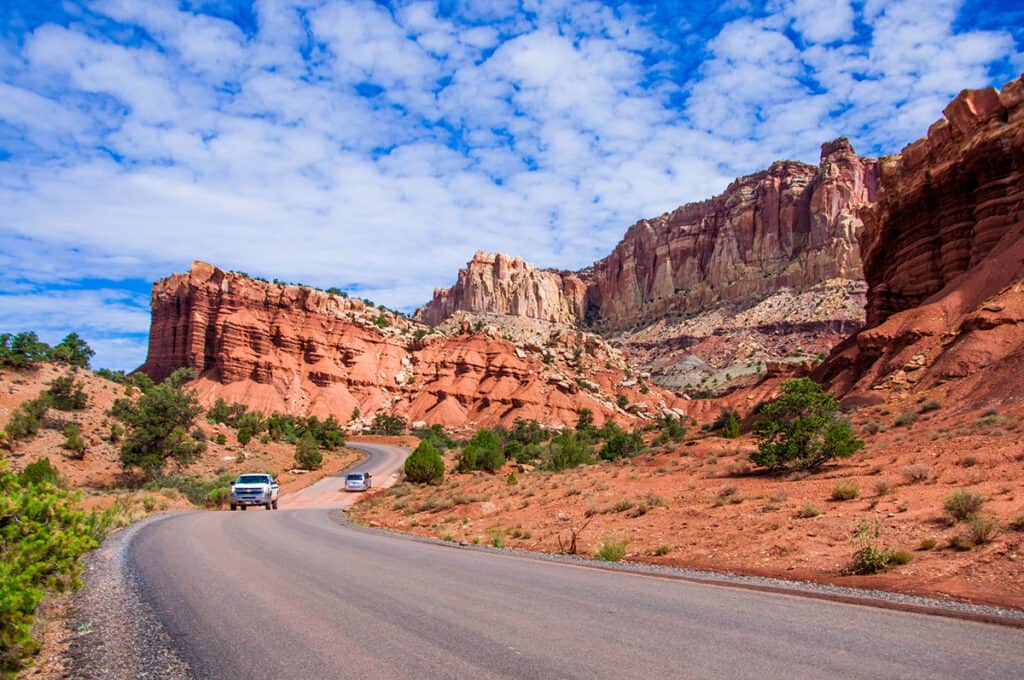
[129,445,1024,680]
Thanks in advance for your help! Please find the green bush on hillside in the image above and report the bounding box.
[294,434,323,471]
[751,378,863,471]
[111,382,206,478]
[0,462,105,676]
[404,440,445,484]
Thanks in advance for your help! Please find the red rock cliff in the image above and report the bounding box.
[416,252,587,326]
[817,76,1024,405]
[141,262,684,427]
[584,139,876,330]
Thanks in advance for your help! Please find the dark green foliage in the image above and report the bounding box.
[130,372,155,394]
[215,433,227,445]
[720,409,741,439]
[510,418,548,446]
[404,440,445,484]
[93,368,128,384]
[575,408,596,440]
[108,422,123,443]
[237,427,253,446]
[843,517,909,575]
[112,383,206,478]
[369,413,407,436]
[18,458,60,487]
[47,333,95,368]
[412,423,454,450]
[544,431,593,471]
[1,463,105,676]
[0,332,50,368]
[457,428,505,473]
[46,374,88,411]
[655,414,686,442]
[945,490,985,522]
[2,397,48,444]
[616,395,629,410]
[599,425,644,460]
[147,473,235,508]
[208,400,344,449]
[750,379,864,471]
[163,367,197,389]
[372,315,390,328]
[62,424,85,459]
[294,434,323,470]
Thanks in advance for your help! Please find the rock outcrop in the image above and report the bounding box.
[583,139,875,330]
[817,76,1024,406]
[141,262,683,427]
[416,252,587,326]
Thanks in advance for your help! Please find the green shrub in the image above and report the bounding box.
[594,534,629,562]
[0,331,51,368]
[46,374,88,411]
[616,395,629,410]
[3,397,48,444]
[917,538,937,551]
[148,473,234,508]
[62,424,86,459]
[599,427,644,460]
[47,333,95,368]
[966,515,999,544]
[894,411,918,427]
[18,458,60,487]
[369,413,406,435]
[294,434,323,471]
[751,379,863,471]
[113,383,206,478]
[0,463,105,675]
[843,517,908,574]
[108,422,124,443]
[831,481,859,501]
[404,440,445,484]
[918,399,941,413]
[720,409,741,439]
[215,433,227,445]
[237,427,253,446]
[944,490,985,522]
[544,431,592,471]
[948,535,974,551]
[656,414,687,442]
[796,502,821,518]
[1009,515,1024,532]
[652,545,671,556]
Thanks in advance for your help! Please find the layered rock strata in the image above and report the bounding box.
[141,262,683,427]
[817,77,1024,406]
[416,252,587,326]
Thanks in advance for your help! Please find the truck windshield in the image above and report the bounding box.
[237,475,270,484]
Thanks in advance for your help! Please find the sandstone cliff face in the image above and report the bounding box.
[141,262,683,427]
[817,77,1024,405]
[585,139,875,330]
[416,251,587,326]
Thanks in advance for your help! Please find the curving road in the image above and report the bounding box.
[129,444,1024,679]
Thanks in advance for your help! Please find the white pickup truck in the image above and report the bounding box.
[229,473,279,511]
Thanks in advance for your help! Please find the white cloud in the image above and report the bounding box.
[0,0,1020,368]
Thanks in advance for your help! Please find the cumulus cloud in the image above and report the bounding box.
[0,0,1020,368]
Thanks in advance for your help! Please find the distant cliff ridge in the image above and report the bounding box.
[417,138,875,333]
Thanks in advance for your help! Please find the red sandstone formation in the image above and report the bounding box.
[141,262,683,427]
[817,76,1024,406]
[584,139,875,330]
[416,252,587,326]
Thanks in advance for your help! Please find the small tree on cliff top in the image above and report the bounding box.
[751,378,863,471]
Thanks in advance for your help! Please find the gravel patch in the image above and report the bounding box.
[341,512,1024,627]
[66,514,192,679]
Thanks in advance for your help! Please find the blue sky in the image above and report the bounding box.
[1,0,1022,370]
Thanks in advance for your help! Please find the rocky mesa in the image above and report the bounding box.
[417,139,877,392]
[817,77,1024,408]
[140,262,684,428]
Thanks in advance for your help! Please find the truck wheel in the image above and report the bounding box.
[272,500,278,510]
[265,502,272,510]
[241,505,247,511]
[230,504,236,511]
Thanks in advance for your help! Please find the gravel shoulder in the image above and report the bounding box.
[65,513,192,679]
